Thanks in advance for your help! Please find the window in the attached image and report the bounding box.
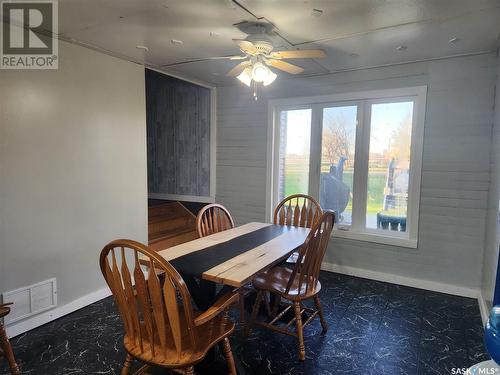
[277,108,312,201]
[268,87,426,248]
[320,105,358,226]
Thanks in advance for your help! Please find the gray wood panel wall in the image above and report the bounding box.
[146,69,211,197]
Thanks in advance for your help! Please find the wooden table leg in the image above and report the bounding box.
[182,275,217,311]
[0,323,20,375]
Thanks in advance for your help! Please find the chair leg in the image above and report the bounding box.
[293,301,306,361]
[271,294,281,318]
[221,337,237,375]
[0,323,20,375]
[262,292,272,317]
[245,290,262,337]
[238,290,246,326]
[121,353,133,375]
[222,308,230,330]
[185,366,195,375]
[314,295,328,333]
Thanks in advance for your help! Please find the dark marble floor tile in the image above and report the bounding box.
[464,316,490,364]
[372,337,418,367]
[324,305,347,325]
[316,350,376,374]
[462,299,483,317]
[347,293,388,312]
[344,303,384,322]
[420,329,468,356]
[376,324,421,348]
[422,324,465,343]
[0,272,488,375]
[387,287,425,312]
[424,291,469,306]
[366,359,418,375]
[320,285,356,311]
[380,310,422,336]
[467,346,491,365]
[464,318,484,343]
[423,292,471,321]
[4,299,127,375]
[418,348,470,375]
[330,313,380,354]
[342,275,379,293]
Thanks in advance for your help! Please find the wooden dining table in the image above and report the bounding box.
[151,222,310,309]
[139,221,310,374]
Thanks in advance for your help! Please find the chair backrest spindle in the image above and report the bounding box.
[196,203,235,238]
[274,194,322,229]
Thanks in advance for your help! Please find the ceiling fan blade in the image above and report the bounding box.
[266,59,304,74]
[233,39,258,55]
[227,61,251,77]
[269,49,326,59]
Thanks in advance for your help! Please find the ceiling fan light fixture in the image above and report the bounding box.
[237,67,252,87]
[251,62,269,82]
[263,70,277,86]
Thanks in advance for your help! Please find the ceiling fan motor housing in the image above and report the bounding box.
[249,39,274,55]
[237,21,276,55]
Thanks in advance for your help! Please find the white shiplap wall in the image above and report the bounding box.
[217,53,497,291]
[481,51,500,306]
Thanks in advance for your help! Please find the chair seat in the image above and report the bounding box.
[253,266,321,300]
[124,313,234,368]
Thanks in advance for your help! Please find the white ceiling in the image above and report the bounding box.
[57,0,500,86]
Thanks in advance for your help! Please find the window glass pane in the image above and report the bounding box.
[277,109,312,201]
[319,106,357,226]
[367,101,413,231]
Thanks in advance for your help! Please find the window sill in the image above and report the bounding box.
[332,229,418,249]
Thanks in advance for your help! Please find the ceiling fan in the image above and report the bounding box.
[226,37,326,88]
[188,22,326,97]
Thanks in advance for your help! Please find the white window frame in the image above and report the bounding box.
[265,86,427,248]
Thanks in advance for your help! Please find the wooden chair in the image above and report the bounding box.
[274,194,323,264]
[274,194,322,228]
[0,303,20,375]
[245,211,335,361]
[100,239,238,375]
[196,203,235,238]
[196,204,248,327]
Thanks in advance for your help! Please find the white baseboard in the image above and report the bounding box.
[321,262,480,299]
[5,287,111,338]
[478,292,491,325]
